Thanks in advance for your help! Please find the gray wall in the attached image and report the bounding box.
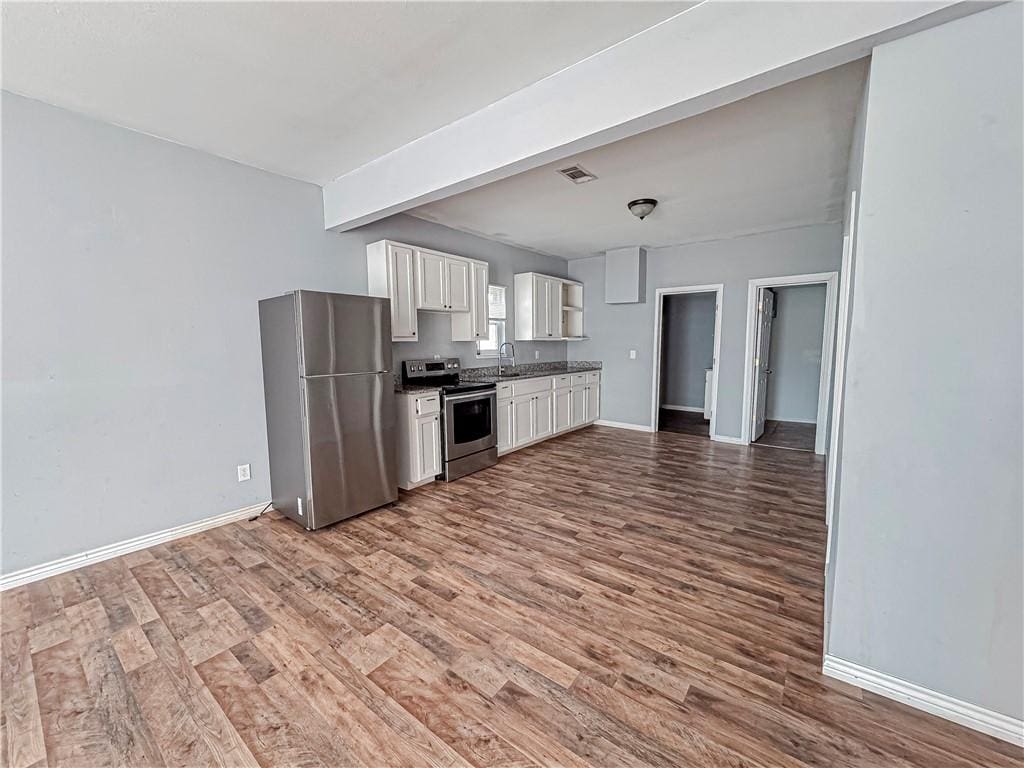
[659,292,715,409]
[829,3,1023,720]
[1,92,566,575]
[765,284,826,423]
[568,224,842,436]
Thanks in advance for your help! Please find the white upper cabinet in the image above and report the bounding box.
[368,240,485,342]
[417,249,448,310]
[451,260,489,342]
[366,241,418,342]
[514,272,584,340]
[446,258,471,313]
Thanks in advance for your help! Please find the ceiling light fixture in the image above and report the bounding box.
[627,198,658,220]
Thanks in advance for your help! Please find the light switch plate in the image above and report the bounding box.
[629,349,637,359]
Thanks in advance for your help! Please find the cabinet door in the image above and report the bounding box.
[554,388,571,433]
[417,250,447,310]
[388,244,418,340]
[416,415,441,480]
[531,275,547,340]
[546,277,562,338]
[472,262,489,338]
[570,387,587,428]
[586,384,600,424]
[534,391,554,439]
[512,396,535,447]
[496,399,513,452]
[447,258,471,313]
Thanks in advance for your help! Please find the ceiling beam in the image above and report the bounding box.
[323,1,989,232]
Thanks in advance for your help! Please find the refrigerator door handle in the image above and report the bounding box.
[303,371,390,378]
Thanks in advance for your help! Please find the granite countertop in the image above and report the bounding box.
[393,382,441,395]
[460,360,601,384]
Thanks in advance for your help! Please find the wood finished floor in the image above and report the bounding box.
[657,408,710,438]
[3,426,1020,768]
[754,421,816,453]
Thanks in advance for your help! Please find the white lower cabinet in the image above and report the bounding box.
[512,395,535,448]
[586,384,600,423]
[397,392,442,489]
[497,371,599,455]
[554,388,571,433]
[570,386,587,428]
[535,391,554,440]
[496,398,513,452]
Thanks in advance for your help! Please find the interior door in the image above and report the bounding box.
[447,258,471,312]
[751,288,775,440]
[417,250,447,310]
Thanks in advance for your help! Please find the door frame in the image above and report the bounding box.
[650,284,724,436]
[740,271,839,454]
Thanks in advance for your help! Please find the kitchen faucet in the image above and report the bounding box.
[497,342,516,377]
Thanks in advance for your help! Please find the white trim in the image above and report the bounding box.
[0,502,270,591]
[710,434,747,445]
[823,655,1024,746]
[650,284,724,436]
[740,271,839,455]
[660,404,705,413]
[765,416,818,424]
[594,419,655,433]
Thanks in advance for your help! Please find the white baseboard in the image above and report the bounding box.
[0,501,270,591]
[594,419,655,433]
[767,416,818,424]
[823,655,1024,746]
[710,433,747,445]
[660,404,705,413]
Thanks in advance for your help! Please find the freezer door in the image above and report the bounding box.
[302,372,397,528]
[297,291,392,376]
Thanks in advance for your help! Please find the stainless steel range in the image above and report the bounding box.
[402,358,497,481]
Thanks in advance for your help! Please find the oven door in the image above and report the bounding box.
[443,390,497,461]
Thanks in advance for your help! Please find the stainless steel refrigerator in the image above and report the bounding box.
[258,290,397,530]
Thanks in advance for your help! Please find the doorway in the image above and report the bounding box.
[741,272,839,454]
[650,284,723,437]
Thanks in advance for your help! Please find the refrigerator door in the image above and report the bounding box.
[296,291,392,376]
[301,372,397,528]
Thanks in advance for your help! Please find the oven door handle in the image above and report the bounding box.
[444,390,496,403]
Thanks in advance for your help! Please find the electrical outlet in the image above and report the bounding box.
[237,464,251,482]
[629,349,637,359]
[534,350,540,360]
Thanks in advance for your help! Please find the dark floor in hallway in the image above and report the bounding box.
[657,407,709,437]
[755,419,817,451]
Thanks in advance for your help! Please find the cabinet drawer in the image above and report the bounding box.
[586,372,601,384]
[414,394,440,416]
[496,382,513,400]
[570,373,587,387]
[552,374,572,390]
[512,377,550,397]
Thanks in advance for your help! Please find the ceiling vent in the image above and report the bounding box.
[557,165,598,184]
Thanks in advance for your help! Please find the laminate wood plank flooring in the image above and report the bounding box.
[754,420,816,452]
[657,408,709,437]
[3,427,1019,767]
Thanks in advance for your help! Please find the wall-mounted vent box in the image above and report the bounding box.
[605,246,647,304]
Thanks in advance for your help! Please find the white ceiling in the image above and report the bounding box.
[1,1,690,185]
[410,59,869,259]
